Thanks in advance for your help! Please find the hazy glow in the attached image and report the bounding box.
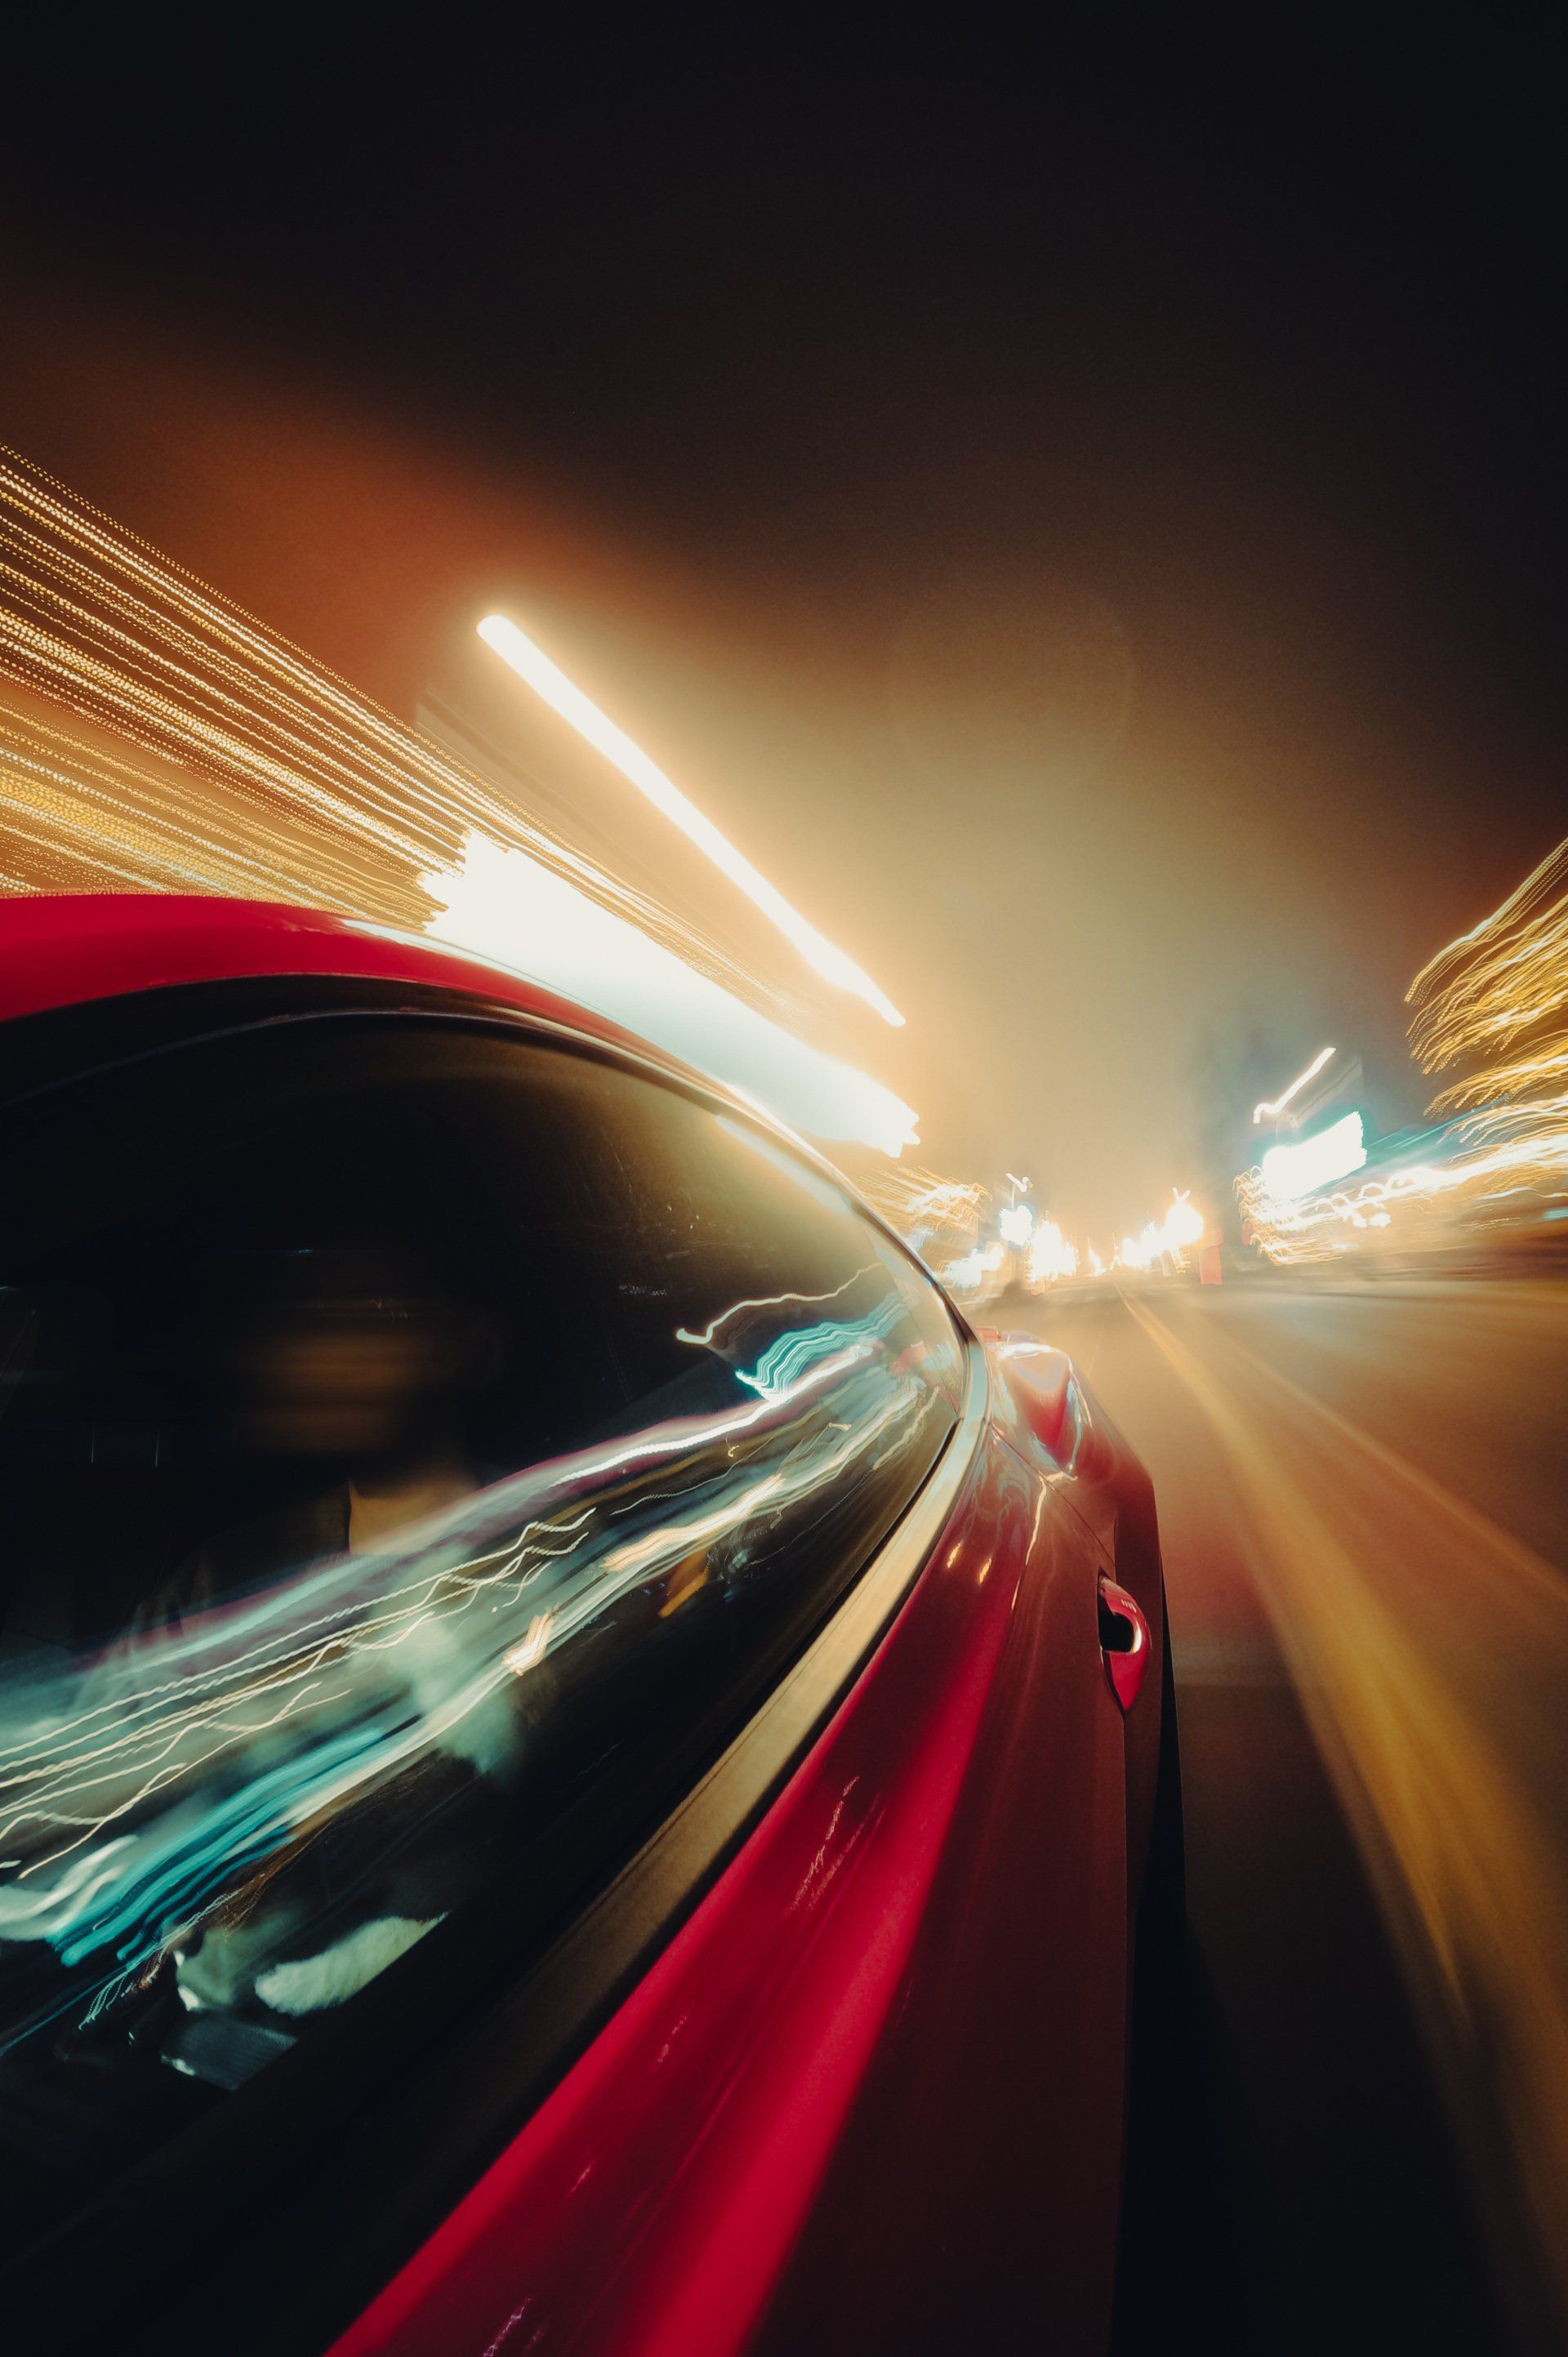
[1253,1045,1337,1125]
[416,831,920,1154]
[1261,1112,1367,1203]
[478,613,905,1027]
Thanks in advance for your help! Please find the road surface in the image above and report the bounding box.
[1009,1275,1568,2355]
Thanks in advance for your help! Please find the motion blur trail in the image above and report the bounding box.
[1120,1288,1568,2343]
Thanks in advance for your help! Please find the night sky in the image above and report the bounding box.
[2,16,1561,1232]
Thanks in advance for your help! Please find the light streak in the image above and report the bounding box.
[1409,841,1568,1085]
[1240,1121,1568,1264]
[854,1163,988,1239]
[1252,1045,1336,1125]
[1401,844,1568,1228]
[412,831,919,1155]
[504,1615,554,1677]
[734,1302,904,1401]
[477,613,905,1027]
[938,1248,988,1294]
[674,1267,875,1351]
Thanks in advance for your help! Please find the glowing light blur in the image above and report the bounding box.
[1244,851,1568,1263]
[1164,1190,1205,1249]
[857,1162,988,1243]
[1116,1189,1209,1273]
[478,613,905,1027]
[1252,1045,1337,1125]
[416,831,920,1154]
[1405,840,1568,1218]
[1119,1223,1167,1272]
[1028,1218,1079,1285]
[938,1249,987,1294]
[1260,1112,1367,1204]
[998,1201,1035,1249]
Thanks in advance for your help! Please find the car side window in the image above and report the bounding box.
[0,1009,964,2260]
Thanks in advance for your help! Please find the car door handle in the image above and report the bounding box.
[1097,1575,1152,1713]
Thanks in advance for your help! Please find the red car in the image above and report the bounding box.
[0,895,1178,2356]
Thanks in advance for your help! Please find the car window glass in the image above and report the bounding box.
[0,1011,963,2258]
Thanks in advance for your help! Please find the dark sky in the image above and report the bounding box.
[2,16,1562,1232]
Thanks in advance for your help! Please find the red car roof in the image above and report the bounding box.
[0,891,673,1071]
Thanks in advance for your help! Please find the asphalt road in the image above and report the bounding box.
[1008,1274,1568,2356]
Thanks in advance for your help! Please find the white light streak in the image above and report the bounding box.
[674,1268,875,1352]
[1253,1045,1337,1125]
[478,613,904,1027]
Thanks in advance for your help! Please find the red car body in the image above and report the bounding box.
[0,895,1174,2356]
